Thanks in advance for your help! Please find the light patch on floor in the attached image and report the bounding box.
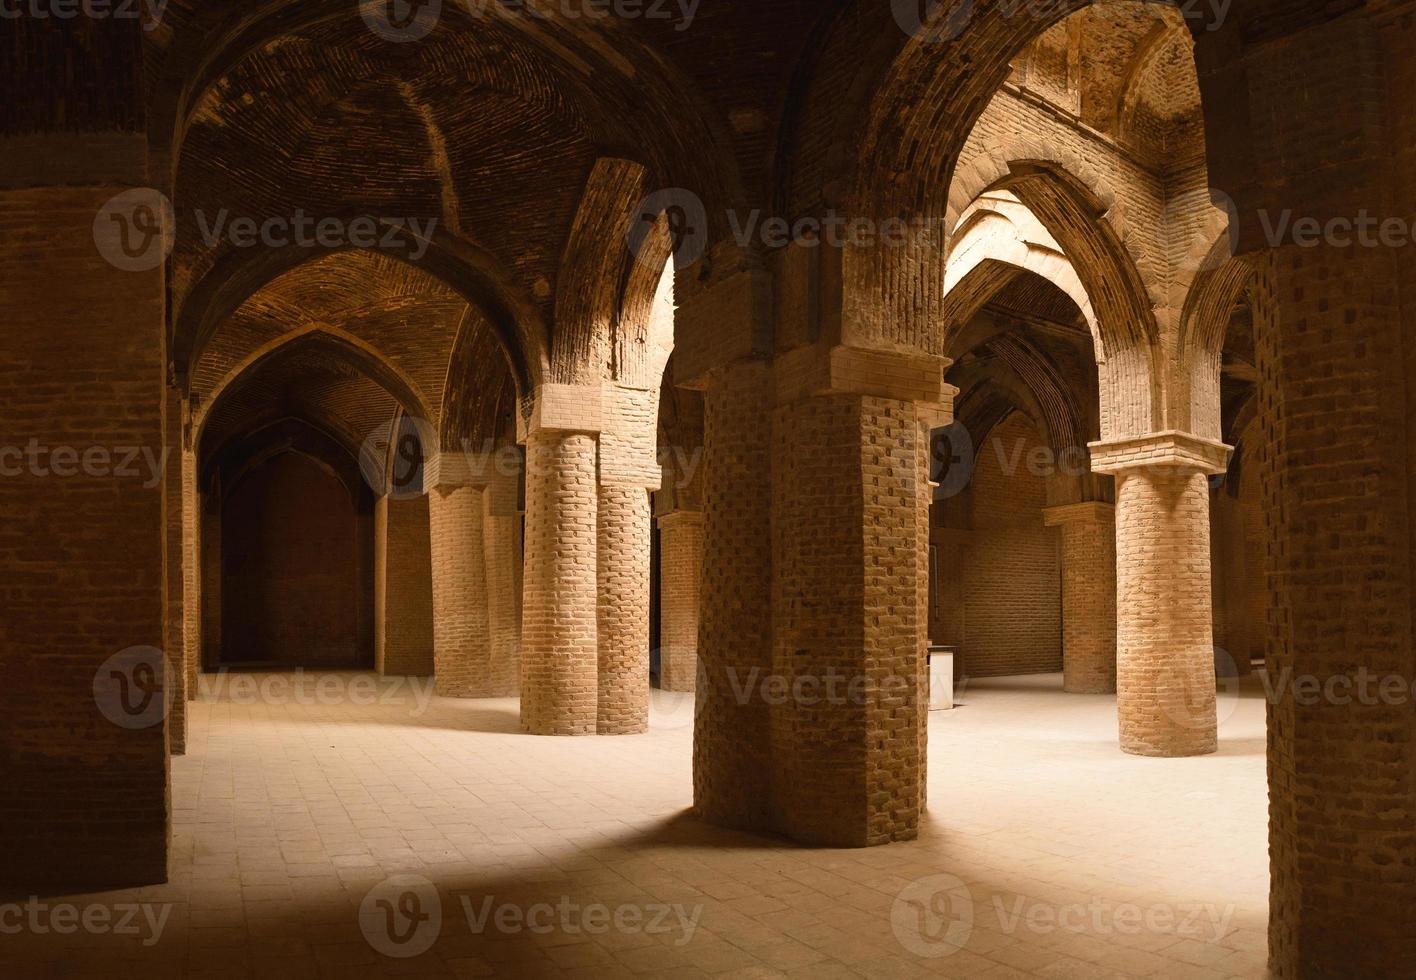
[3,671,1268,978]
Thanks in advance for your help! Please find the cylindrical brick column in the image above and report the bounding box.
[597,485,651,734]
[656,510,703,693]
[428,484,490,697]
[520,428,599,735]
[1110,462,1220,756]
[1044,502,1118,694]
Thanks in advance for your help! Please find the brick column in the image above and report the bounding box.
[1044,502,1117,694]
[596,484,651,733]
[482,447,522,697]
[428,474,490,697]
[692,358,774,829]
[374,493,434,676]
[1091,433,1231,757]
[596,384,660,734]
[1253,245,1416,976]
[182,447,201,700]
[0,127,168,883]
[656,510,703,692]
[519,386,600,735]
[162,391,188,755]
[769,344,950,846]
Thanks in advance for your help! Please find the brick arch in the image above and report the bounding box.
[943,196,1100,356]
[440,308,519,453]
[172,223,547,398]
[1175,245,1255,440]
[203,416,373,512]
[194,328,432,464]
[950,334,1088,468]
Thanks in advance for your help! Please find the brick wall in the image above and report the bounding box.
[221,453,363,667]
[961,414,1063,677]
[429,484,491,696]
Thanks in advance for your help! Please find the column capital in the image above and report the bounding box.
[600,382,661,491]
[517,383,602,441]
[1087,431,1232,477]
[657,509,704,532]
[775,343,957,409]
[672,267,772,389]
[1043,501,1115,527]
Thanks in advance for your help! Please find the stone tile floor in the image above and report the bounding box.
[3,671,1269,978]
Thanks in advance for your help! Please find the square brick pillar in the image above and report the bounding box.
[656,510,703,693]
[483,448,523,697]
[768,345,951,846]
[182,447,202,703]
[162,390,188,755]
[1252,245,1416,977]
[519,386,600,735]
[692,359,775,829]
[1043,502,1118,694]
[0,140,169,885]
[428,473,491,697]
[374,493,434,677]
[1090,433,1231,757]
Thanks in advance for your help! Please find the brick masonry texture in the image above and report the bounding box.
[656,510,703,693]
[0,178,168,885]
[429,485,492,697]
[1113,468,1217,757]
[596,484,651,734]
[519,430,599,736]
[961,414,1064,679]
[374,494,434,677]
[1046,502,1118,694]
[222,453,363,668]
